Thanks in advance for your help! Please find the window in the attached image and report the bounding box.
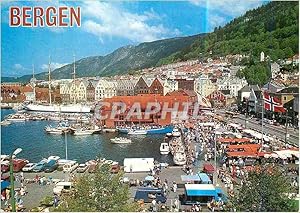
[284,96,287,101]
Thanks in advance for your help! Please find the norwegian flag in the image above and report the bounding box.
[263,92,286,113]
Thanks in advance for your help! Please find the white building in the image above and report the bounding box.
[194,75,217,97]
[217,77,248,97]
[95,79,117,100]
[260,51,265,62]
[163,79,178,95]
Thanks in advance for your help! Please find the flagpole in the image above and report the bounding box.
[261,93,264,145]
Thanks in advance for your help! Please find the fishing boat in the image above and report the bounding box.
[110,137,132,144]
[102,128,117,133]
[173,152,187,166]
[73,129,94,136]
[6,114,26,122]
[160,143,170,155]
[172,128,181,137]
[128,129,147,135]
[0,120,12,126]
[45,126,64,135]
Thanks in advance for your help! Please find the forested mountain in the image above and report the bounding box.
[159,1,298,64]
[11,34,204,82]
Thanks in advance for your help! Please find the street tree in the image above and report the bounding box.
[55,164,140,212]
[233,164,298,212]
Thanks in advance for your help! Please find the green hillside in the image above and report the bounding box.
[159,1,299,64]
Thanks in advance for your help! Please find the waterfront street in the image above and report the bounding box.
[217,109,299,146]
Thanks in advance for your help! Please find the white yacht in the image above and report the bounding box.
[110,137,132,144]
[172,128,181,137]
[173,152,187,166]
[160,143,170,155]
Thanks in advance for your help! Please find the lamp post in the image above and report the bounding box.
[9,148,22,212]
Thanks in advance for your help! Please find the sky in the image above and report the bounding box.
[1,0,267,77]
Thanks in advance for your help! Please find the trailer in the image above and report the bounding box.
[123,158,154,173]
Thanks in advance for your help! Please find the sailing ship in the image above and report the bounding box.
[24,56,91,113]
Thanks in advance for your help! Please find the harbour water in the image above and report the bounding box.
[1,109,173,165]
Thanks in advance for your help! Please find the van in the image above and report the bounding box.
[44,160,59,173]
[63,161,78,173]
[134,187,167,203]
[53,181,72,195]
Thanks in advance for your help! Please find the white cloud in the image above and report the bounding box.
[189,0,265,30]
[81,1,178,42]
[14,64,24,70]
[41,62,68,71]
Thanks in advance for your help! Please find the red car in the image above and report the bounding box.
[13,159,28,172]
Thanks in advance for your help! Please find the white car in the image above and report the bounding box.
[76,163,88,173]
[63,161,78,173]
[22,163,36,172]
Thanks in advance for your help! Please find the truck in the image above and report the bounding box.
[179,184,227,205]
[123,158,154,173]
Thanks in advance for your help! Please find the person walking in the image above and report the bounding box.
[172,182,177,193]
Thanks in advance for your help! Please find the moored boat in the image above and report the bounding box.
[110,137,132,144]
[118,125,173,134]
[172,128,181,137]
[128,129,147,135]
[6,114,26,122]
[0,120,12,126]
[160,143,170,155]
[173,152,187,165]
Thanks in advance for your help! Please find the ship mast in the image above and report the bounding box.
[48,56,52,104]
[73,54,76,104]
[32,64,36,101]
[73,54,76,81]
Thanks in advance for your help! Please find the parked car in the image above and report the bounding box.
[76,163,88,173]
[13,159,28,172]
[110,162,120,174]
[63,161,78,173]
[44,160,59,173]
[32,159,47,172]
[22,163,36,172]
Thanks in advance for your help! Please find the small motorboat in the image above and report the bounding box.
[172,128,181,137]
[166,133,172,137]
[0,120,12,126]
[110,137,132,144]
[160,143,170,155]
[45,125,64,135]
[173,152,187,166]
[73,129,93,136]
[6,114,26,122]
[128,130,147,135]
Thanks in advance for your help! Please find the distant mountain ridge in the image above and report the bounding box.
[4,34,204,82]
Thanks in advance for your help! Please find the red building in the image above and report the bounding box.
[149,78,164,95]
[97,94,192,127]
[206,90,226,106]
[176,79,195,91]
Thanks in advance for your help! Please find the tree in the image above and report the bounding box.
[232,165,298,212]
[55,164,140,212]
